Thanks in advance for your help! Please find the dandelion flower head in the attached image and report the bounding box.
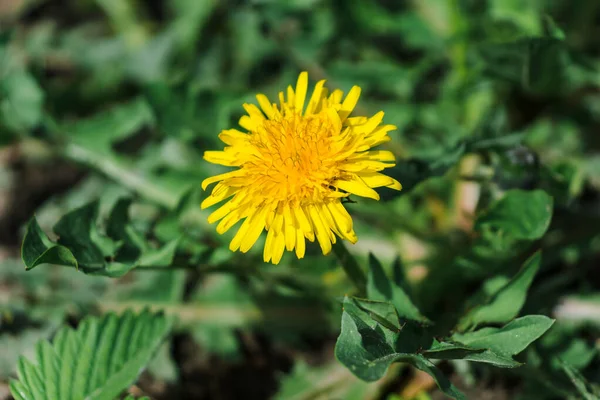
[201,72,401,264]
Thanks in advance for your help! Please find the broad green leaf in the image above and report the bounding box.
[335,306,409,382]
[9,310,172,400]
[458,252,542,329]
[475,190,553,240]
[21,218,78,271]
[453,315,554,356]
[335,298,464,398]
[366,254,429,323]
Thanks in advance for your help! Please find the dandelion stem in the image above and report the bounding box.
[332,241,367,295]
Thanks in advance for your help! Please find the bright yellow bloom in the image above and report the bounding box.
[201,72,401,264]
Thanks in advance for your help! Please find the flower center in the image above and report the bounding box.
[246,110,343,203]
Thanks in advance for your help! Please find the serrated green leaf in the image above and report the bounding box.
[21,218,78,271]
[475,190,553,240]
[366,254,429,323]
[453,315,554,356]
[9,310,172,400]
[458,252,542,329]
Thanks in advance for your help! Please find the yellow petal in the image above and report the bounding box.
[318,203,340,240]
[339,86,361,122]
[208,199,238,223]
[359,172,403,190]
[201,185,237,209]
[239,206,268,253]
[216,210,244,234]
[334,175,380,200]
[271,232,286,264]
[243,103,265,121]
[340,160,394,172]
[286,85,295,107]
[264,227,275,263]
[201,170,240,191]
[355,111,384,134]
[293,205,313,236]
[256,94,275,119]
[295,228,305,259]
[307,204,332,255]
[239,115,255,131]
[295,71,308,113]
[349,150,396,162]
[218,129,248,145]
[327,202,356,242]
[204,151,240,167]
[306,80,326,115]
[283,204,296,251]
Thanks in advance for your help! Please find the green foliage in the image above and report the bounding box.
[335,253,554,398]
[458,252,541,329]
[3,0,600,398]
[475,191,553,240]
[21,200,180,277]
[9,310,172,400]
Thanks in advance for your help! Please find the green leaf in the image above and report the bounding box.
[53,201,107,268]
[421,341,521,368]
[335,308,403,381]
[479,38,570,95]
[20,199,180,277]
[475,190,553,240]
[366,254,429,323]
[458,252,542,329]
[560,360,599,400]
[0,71,44,133]
[66,98,154,152]
[542,15,566,40]
[9,310,172,400]
[334,298,464,398]
[405,356,466,400]
[351,297,401,331]
[21,218,78,271]
[453,315,554,356]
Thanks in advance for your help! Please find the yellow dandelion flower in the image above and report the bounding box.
[201,72,402,264]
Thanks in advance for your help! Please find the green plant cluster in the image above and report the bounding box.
[1,0,600,399]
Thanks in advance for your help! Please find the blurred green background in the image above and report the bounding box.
[1,0,600,399]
